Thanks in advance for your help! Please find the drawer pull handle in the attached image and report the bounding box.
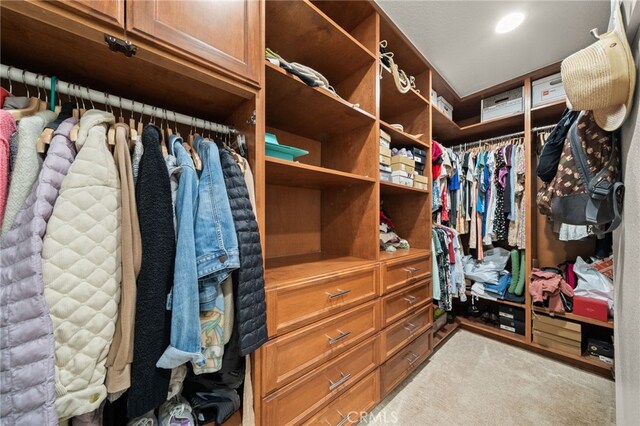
[404,322,418,333]
[327,289,351,299]
[403,295,419,304]
[327,411,350,426]
[406,351,420,365]
[328,371,352,390]
[327,330,351,345]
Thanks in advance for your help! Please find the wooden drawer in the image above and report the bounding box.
[262,300,380,395]
[382,254,431,294]
[382,280,431,326]
[266,265,378,336]
[262,335,379,425]
[381,329,432,397]
[302,370,380,426]
[381,305,433,361]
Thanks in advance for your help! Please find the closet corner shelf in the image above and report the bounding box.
[265,252,377,287]
[265,61,376,140]
[431,106,525,144]
[532,306,614,329]
[380,120,430,149]
[378,247,431,262]
[531,98,567,126]
[266,0,376,84]
[464,291,526,309]
[433,320,460,350]
[380,180,429,196]
[266,157,375,189]
[380,67,430,121]
[458,316,526,344]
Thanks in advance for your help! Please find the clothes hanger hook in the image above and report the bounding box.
[138,102,145,124]
[21,70,29,98]
[85,87,94,109]
[40,75,48,105]
[6,66,12,94]
[173,111,178,131]
[118,96,123,118]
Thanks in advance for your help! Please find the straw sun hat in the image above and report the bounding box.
[561,0,636,131]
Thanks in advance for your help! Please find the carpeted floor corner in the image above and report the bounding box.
[363,330,615,426]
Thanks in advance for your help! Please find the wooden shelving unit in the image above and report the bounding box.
[380,120,430,149]
[458,316,527,344]
[464,291,526,309]
[529,342,613,372]
[431,105,525,144]
[531,98,567,126]
[380,180,429,195]
[378,247,431,262]
[433,320,460,349]
[532,306,614,329]
[265,157,375,189]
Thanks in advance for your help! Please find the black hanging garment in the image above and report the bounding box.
[127,125,175,417]
[537,109,580,182]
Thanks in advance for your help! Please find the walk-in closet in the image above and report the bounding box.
[0,1,637,425]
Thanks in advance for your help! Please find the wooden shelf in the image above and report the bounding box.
[265,252,376,286]
[380,180,429,196]
[529,342,613,372]
[379,67,429,122]
[265,61,375,140]
[458,316,526,344]
[266,0,375,86]
[431,106,525,144]
[531,98,566,126]
[465,291,526,309]
[380,120,429,149]
[532,306,614,329]
[266,157,374,189]
[433,320,459,349]
[378,247,431,262]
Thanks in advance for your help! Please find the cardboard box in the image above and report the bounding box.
[533,314,581,342]
[380,171,391,182]
[481,87,524,122]
[533,334,582,356]
[532,73,565,108]
[391,163,414,174]
[414,181,428,190]
[499,317,525,335]
[391,155,415,174]
[391,170,413,187]
[380,155,391,166]
[499,306,525,322]
[380,145,391,158]
[379,164,392,173]
[380,129,391,148]
[437,96,453,120]
[573,295,609,322]
[533,329,581,348]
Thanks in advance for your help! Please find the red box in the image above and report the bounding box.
[573,296,609,322]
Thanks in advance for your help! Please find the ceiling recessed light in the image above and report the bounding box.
[495,12,525,34]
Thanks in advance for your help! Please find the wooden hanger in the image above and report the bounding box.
[105,94,116,148]
[8,71,41,120]
[155,107,168,157]
[128,101,138,151]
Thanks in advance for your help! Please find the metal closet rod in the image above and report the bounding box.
[0,64,237,134]
[458,123,559,150]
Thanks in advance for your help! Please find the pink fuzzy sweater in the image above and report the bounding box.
[0,110,17,227]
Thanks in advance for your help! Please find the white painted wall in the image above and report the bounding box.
[615,2,640,425]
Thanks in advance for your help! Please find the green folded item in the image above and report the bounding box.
[434,308,446,319]
[514,250,526,296]
[507,249,520,294]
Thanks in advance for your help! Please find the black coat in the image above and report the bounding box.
[127,125,175,418]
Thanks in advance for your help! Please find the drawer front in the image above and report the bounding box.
[383,255,430,294]
[381,305,433,361]
[262,300,380,395]
[381,329,432,397]
[302,370,380,426]
[382,280,431,326]
[267,265,378,336]
[263,335,379,426]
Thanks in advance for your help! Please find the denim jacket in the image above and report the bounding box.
[195,137,239,311]
[157,135,206,369]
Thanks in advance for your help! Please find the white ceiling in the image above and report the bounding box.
[376,0,611,98]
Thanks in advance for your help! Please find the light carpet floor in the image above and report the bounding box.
[363,330,615,426]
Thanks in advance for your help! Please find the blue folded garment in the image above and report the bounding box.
[483,272,512,299]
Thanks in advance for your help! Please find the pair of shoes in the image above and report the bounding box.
[127,410,158,426]
[158,396,195,426]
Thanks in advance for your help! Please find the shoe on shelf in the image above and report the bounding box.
[158,396,196,426]
[127,410,158,426]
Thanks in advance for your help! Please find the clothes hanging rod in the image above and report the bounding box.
[532,124,557,133]
[0,64,237,134]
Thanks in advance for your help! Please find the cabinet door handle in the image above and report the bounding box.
[404,322,418,333]
[327,411,350,426]
[406,351,420,365]
[403,294,419,304]
[327,289,351,299]
[327,330,351,345]
[328,371,352,391]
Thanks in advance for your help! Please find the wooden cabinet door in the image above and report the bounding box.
[126,0,260,85]
[59,0,125,28]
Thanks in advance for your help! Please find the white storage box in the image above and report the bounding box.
[431,89,438,103]
[391,170,413,187]
[532,73,565,107]
[481,87,524,122]
[438,96,453,120]
[380,171,392,182]
[380,129,391,149]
